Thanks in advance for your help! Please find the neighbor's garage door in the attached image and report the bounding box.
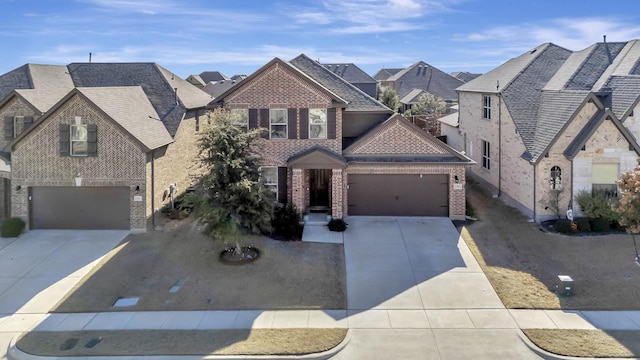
[30,187,130,229]
[348,174,448,216]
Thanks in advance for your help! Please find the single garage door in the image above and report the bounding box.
[348,174,448,216]
[30,186,130,229]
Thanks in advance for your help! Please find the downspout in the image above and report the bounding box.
[497,91,502,197]
[151,149,155,229]
[532,163,536,221]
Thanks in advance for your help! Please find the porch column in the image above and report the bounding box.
[331,168,344,218]
[292,168,304,213]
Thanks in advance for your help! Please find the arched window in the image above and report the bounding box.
[550,166,562,190]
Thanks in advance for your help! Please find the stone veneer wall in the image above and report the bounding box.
[345,163,466,220]
[10,94,147,230]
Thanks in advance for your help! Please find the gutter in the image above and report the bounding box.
[151,149,156,229]
[497,92,502,197]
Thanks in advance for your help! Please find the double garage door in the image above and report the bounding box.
[348,174,448,216]
[30,187,130,229]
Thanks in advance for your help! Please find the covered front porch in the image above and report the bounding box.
[288,147,346,219]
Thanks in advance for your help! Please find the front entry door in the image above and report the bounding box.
[309,169,331,209]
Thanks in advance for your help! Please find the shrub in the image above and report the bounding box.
[465,198,476,218]
[575,190,617,222]
[590,217,611,232]
[1,217,25,237]
[271,203,303,240]
[554,219,575,233]
[327,218,348,232]
[574,217,591,232]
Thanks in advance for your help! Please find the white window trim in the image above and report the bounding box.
[483,95,491,120]
[481,140,490,170]
[309,108,327,139]
[70,124,88,157]
[550,166,562,190]
[269,109,287,139]
[230,109,249,130]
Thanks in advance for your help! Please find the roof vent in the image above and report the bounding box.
[530,49,537,54]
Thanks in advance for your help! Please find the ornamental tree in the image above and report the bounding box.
[613,163,640,258]
[378,85,400,112]
[404,92,447,119]
[191,108,275,248]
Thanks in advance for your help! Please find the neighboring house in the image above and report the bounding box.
[212,54,473,220]
[1,62,212,231]
[456,40,640,221]
[186,74,206,88]
[373,68,403,81]
[378,61,465,113]
[322,63,378,98]
[450,71,482,83]
[199,71,229,84]
[203,78,243,99]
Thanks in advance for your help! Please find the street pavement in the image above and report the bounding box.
[2,219,640,359]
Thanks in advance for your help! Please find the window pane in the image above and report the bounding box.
[71,140,88,155]
[270,109,287,124]
[309,109,327,139]
[230,109,248,127]
[71,125,88,141]
[261,167,277,185]
[271,125,287,139]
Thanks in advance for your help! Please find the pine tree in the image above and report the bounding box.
[192,108,275,248]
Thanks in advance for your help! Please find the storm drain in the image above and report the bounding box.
[113,297,139,307]
[169,278,185,293]
[84,338,102,348]
[60,338,78,351]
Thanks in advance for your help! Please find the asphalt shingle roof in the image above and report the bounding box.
[290,54,391,113]
[606,76,640,119]
[565,42,627,90]
[388,61,463,101]
[322,63,377,84]
[373,68,403,81]
[199,71,229,83]
[0,64,73,112]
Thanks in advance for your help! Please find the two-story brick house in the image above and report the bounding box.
[1,62,212,231]
[213,55,473,219]
[456,40,640,221]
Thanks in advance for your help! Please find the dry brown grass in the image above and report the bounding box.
[16,329,348,357]
[461,182,640,357]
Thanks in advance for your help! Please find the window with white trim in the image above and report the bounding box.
[230,109,248,129]
[269,109,287,139]
[309,108,327,139]
[592,163,619,198]
[70,124,88,156]
[481,140,490,170]
[260,166,278,196]
[483,95,491,120]
[550,166,562,190]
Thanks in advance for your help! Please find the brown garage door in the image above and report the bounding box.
[30,187,130,229]
[348,174,448,216]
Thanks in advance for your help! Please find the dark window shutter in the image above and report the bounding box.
[259,109,269,139]
[287,108,297,139]
[4,117,13,140]
[87,124,97,156]
[59,124,70,156]
[327,108,337,139]
[23,116,33,129]
[299,108,309,139]
[248,109,258,129]
[277,167,288,203]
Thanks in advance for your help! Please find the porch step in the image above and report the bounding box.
[303,213,332,226]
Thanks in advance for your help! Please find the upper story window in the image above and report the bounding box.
[481,140,491,170]
[4,115,33,140]
[309,109,327,139]
[483,95,491,120]
[230,109,248,129]
[269,109,287,139]
[13,116,25,138]
[550,166,562,190]
[71,124,88,156]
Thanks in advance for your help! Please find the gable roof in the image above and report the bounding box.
[6,86,173,152]
[373,68,403,81]
[203,78,243,99]
[344,113,473,164]
[290,54,391,113]
[564,108,640,159]
[387,61,464,101]
[322,63,377,84]
[67,62,211,137]
[0,64,73,113]
[399,88,428,104]
[199,71,229,83]
[450,71,482,83]
[288,146,346,169]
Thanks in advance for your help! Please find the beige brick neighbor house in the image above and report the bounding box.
[456,40,640,221]
[1,63,212,231]
[213,55,473,220]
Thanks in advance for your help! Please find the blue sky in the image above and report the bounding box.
[2,0,640,79]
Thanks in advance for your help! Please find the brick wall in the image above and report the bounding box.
[11,94,147,230]
[0,96,40,150]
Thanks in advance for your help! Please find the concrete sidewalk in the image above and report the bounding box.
[4,220,640,360]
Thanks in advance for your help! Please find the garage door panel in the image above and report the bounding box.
[30,187,130,229]
[348,174,448,216]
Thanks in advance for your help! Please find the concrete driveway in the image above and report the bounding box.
[334,217,544,359]
[0,230,129,359]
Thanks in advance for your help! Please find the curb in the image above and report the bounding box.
[7,329,351,360]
